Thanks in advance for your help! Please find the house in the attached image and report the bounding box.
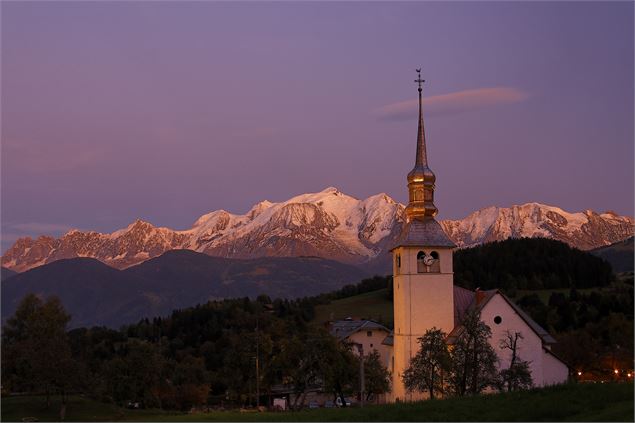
[329,318,392,369]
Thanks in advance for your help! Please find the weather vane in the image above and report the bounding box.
[414,68,424,92]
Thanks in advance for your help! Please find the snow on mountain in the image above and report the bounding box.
[183,187,403,262]
[2,188,633,272]
[441,202,634,250]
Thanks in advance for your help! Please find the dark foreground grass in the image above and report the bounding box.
[2,382,633,422]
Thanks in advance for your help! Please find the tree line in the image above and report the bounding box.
[1,291,391,418]
[453,237,614,291]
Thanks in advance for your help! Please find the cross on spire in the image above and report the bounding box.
[414,68,425,92]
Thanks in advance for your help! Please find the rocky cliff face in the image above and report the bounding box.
[2,188,633,272]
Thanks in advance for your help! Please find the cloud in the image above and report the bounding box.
[374,87,530,121]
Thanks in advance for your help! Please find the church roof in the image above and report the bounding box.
[390,218,456,250]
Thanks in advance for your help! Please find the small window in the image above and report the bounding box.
[494,316,502,325]
[367,331,372,337]
[370,343,374,348]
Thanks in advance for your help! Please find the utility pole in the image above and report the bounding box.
[357,344,365,408]
[256,313,260,408]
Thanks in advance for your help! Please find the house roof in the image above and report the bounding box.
[382,333,394,346]
[329,319,391,340]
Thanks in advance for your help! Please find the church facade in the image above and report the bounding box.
[371,71,568,402]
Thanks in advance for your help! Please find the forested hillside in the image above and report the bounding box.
[453,237,614,290]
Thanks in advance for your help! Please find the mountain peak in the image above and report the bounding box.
[321,186,340,194]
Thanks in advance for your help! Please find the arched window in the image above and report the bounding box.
[395,254,401,274]
[417,251,426,273]
[430,251,441,273]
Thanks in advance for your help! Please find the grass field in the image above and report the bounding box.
[3,383,633,422]
[312,288,393,325]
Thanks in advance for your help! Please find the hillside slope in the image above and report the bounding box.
[1,266,17,281]
[590,236,634,273]
[1,251,368,328]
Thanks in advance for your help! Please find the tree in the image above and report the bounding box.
[155,355,209,411]
[360,350,390,402]
[448,310,499,396]
[100,339,165,407]
[273,328,356,410]
[1,294,78,419]
[402,328,451,399]
[498,331,533,391]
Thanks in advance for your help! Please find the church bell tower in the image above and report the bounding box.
[390,70,456,402]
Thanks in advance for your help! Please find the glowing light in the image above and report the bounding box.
[614,369,619,374]
[628,373,632,378]
[577,371,582,376]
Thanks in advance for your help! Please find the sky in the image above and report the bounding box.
[1,1,633,252]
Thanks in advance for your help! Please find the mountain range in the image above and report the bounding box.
[2,187,633,273]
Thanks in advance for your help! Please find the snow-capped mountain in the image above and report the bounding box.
[440,203,634,250]
[2,188,633,272]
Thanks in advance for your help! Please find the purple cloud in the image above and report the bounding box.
[2,138,103,173]
[374,87,530,121]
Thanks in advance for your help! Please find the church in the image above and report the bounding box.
[335,71,569,402]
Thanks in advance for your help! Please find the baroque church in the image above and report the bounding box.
[332,71,569,402]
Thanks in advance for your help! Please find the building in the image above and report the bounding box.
[330,318,392,368]
[334,70,569,403]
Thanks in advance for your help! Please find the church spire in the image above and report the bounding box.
[414,68,428,168]
[405,68,438,221]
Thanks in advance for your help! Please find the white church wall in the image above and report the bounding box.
[542,349,569,386]
[480,294,546,387]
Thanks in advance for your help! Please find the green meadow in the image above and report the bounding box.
[2,382,633,422]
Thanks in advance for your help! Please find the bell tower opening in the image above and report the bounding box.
[416,251,426,273]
